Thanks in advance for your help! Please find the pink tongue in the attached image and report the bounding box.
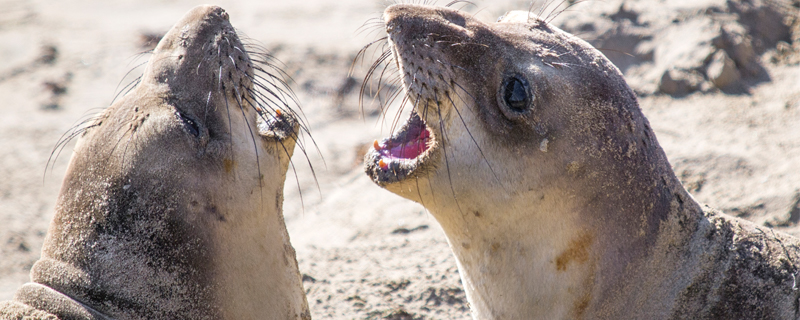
[381,129,430,160]
[388,141,426,159]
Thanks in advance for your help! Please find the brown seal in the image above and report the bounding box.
[0,5,310,320]
[363,4,800,319]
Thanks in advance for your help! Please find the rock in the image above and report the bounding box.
[764,192,800,227]
[727,0,793,52]
[773,40,800,65]
[647,17,718,95]
[706,50,741,89]
[590,20,653,73]
[659,68,703,95]
[713,24,762,77]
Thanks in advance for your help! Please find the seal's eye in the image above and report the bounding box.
[178,112,200,137]
[501,75,532,112]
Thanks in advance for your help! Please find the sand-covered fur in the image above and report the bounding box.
[0,5,309,320]
[364,5,800,319]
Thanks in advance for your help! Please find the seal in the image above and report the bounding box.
[363,4,800,319]
[0,5,311,320]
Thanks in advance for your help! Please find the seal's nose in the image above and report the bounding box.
[384,4,468,33]
[206,5,229,22]
[167,5,229,32]
[143,4,240,88]
[187,5,228,22]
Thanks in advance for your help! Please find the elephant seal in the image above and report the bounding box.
[0,5,310,320]
[363,4,800,319]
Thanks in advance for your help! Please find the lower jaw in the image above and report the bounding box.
[365,138,444,186]
[365,110,438,185]
[365,152,419,186]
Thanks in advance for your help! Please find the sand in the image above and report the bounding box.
[1,0,798,319]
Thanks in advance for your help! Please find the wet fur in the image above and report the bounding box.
[0,6,311,320]
[362,3,800,319]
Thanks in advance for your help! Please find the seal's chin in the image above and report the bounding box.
[365,111,436,185]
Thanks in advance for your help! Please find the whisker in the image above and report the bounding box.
[433,95,464,216]
[233,83,266,202]
[445,0,476,10]
[443,89,504,190]
[111,61,148,105]
[238,40,324,187]
[45,115,101,178]
[545,0,591,24]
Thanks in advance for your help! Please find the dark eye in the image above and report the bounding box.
[502,75,532,112]
[178,112,200,137]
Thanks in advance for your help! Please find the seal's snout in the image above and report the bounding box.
[143,3,251,96]
[366,4,492,187]
[152,5,232,53]
[187,5,228,23]
[382,4,411,28]
[384,4,469,36]
[211,6,229,21]
[383,6,467,105]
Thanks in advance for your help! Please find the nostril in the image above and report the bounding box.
[210,7,229,21]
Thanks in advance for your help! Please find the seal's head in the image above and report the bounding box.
[364,4,680,319]
[23,5,310,320]
[366,5,650,203]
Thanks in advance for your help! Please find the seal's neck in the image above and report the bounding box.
[33,185,309,320]
[413,160,696,319]
[210,188,310,320]
[32,146,309,319]
[414,177,596,319]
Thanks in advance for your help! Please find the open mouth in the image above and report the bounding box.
[365,111,436,185]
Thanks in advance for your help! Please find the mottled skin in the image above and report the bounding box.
[0,5,310,320]
[364,5,800,319]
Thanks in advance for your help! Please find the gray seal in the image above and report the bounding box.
[364,4,800,319]
[0,5,310,320]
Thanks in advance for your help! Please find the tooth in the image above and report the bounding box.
[374,139,381,150]
[379,159,388,170]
